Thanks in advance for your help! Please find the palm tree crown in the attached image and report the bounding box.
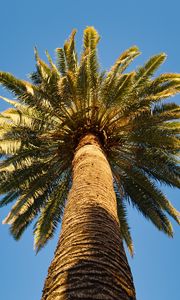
[0,27,179,255]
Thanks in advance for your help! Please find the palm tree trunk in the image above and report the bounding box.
[41,133,136,300]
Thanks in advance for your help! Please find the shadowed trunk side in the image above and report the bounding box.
[41,133,136,300]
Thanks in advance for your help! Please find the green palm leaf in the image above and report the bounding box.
[34,170,70,252]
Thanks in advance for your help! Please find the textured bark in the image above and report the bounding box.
[41,133,136,300]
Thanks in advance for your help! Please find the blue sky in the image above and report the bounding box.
[0,1,179,299]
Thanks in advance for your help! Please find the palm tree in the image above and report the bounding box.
[0,27,179,300]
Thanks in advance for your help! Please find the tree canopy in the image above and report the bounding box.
[0,27,179,255]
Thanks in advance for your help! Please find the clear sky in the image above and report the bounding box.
[0,1,179,299]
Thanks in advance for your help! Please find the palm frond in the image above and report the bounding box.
[123,178,173,237]
[136,148,180,188]
[0,191,19,207]
[56,48,66,76]
[63,29,78,73]
[83,26,100,52]
[34,170,70,252]
[0,72,34,98]
[113,173,134,256]
[124,166,179,224]
[45,50,60,75]
[0,139,21,155]
[9,187,50,240]
[110,46,140,75]
[134,53,167,85]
